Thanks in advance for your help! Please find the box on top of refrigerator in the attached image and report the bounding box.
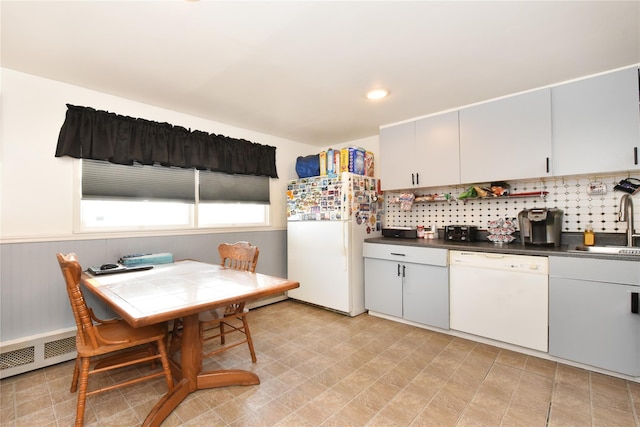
[333,150,341,175]
[349,147,366,175]
[319,151,327,176]
[339,148,348,173]
[316,147,372,177]
[326,149,335,177]
[364,151,374,177]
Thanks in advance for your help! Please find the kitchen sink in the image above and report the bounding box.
[570,245,640,256]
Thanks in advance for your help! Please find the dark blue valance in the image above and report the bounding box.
[55,104,278,178]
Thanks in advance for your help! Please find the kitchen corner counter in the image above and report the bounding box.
[364,236,640,261]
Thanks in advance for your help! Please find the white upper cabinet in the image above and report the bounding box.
[459,88,552,184]
[379,121,416,191]
[415,111,460,187]
[379,111,460,191]
[551,67,640,176]
[379,67,639,190]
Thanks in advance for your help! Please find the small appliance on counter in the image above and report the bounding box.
[487,218,516,244]
[382,227,417,239]
[518,208,563,247]
[444,225,477,242]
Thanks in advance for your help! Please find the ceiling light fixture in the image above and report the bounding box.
[366,88,389,100]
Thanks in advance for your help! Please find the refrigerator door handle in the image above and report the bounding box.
[342,220,349,271]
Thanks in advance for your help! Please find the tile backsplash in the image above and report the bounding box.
[384,173,640,233]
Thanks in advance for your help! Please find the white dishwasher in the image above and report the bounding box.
[449,250,549,352]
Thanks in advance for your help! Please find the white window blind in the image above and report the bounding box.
[82,160,195,202]
[199,170,270,204]
[82,160,270,204]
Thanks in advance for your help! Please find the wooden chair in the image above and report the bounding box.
[169,242,259,364]
[217,241,260,273]
[56,253,174,426]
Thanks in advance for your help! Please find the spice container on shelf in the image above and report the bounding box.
[583,224,595,246]
[417,225,425,238]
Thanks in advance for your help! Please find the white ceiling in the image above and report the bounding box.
[2,1,639,147]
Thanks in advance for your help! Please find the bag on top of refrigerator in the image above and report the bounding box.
[295,154,320,178]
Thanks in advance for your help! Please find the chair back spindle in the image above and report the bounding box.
[218,241,259,273]
[57,253,100,348]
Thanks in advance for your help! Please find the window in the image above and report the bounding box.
[81,200,193,229]
[198,203,268,227]
[80,160,270,231]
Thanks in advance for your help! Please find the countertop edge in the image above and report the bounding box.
[364,237,640,261]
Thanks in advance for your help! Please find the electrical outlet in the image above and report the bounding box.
[587,182,607,195]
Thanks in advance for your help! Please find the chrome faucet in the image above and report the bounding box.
[618,194,640,247]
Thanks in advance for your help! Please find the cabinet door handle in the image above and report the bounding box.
[546,157,550,173]
[416,173,419,185]
[634,147,638,165]
[632,292,639,314]
[397,264,401,277]
[390,253,406,256]
[411,173,415,185]
[402,265,406,278]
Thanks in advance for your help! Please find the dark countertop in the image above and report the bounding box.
[365,232,640,261]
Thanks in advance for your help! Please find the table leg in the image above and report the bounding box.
[142,310,260,426]
[197,369,259,388]
[142,313,200,426]
[179,313,202,388]
[142,378,190,427]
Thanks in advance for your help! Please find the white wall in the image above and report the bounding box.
[1,68,345,241]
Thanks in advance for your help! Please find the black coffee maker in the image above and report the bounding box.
[518,208,563,247]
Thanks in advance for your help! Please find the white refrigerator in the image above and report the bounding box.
[286,172,382,316]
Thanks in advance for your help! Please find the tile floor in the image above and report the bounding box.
[1,300,639,426]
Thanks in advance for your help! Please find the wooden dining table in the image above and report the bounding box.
[81,259,299,426]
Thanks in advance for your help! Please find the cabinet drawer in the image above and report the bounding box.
[550,256,640,285]
[363,243,447,266]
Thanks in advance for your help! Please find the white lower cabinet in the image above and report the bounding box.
[363,258,403,317]
[549,256,640,376]
[363,243,449,329]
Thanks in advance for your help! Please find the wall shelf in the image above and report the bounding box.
[389,191,548,205]
[414,195,455,203]
[458,191,548,203]
[389,194,455,204]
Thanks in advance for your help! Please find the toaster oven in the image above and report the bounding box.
[444,225,478,242]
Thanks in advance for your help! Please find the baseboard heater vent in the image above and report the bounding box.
[44,336,76,359]
[0,329,76,379]
[0,295,286,380]
[0,346,35,370]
